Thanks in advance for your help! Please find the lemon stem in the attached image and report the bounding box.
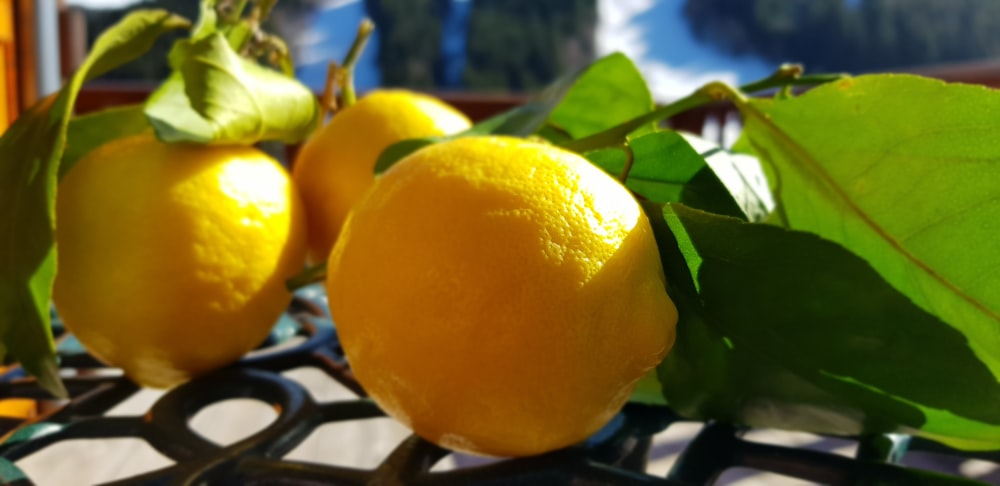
[339,18,375,108]
[217,0,248,26]
[319,61,340,121]
[252,0,279,22]
[286,262,327,291]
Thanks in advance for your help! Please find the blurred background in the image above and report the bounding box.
[4,0,1000,134]
[34,0,1000,101]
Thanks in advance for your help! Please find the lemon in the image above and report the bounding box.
[326,136,677,457]
[53,134,307,388]
[292,89,471,262]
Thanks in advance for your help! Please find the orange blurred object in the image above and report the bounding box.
[0,0,16,132]
[0,398,36,419]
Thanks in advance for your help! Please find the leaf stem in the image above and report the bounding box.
[562,92,709,152]
[286,262,327,292]
[618,142,635,184]
[561,64,847,153]
[339,18,375,108]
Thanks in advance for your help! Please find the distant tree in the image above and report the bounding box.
[362,0,595,92]
[683,0,1000,73]
[363,0,449,89]
[462,0,596,92]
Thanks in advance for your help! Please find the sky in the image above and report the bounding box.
[66,0,772,101]
[596,0,771,100]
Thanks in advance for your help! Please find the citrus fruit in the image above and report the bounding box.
[292,89,471,262]
[53,134,307,388]
[325,136,678,457]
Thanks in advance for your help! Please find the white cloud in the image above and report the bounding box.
[596,0,740,102]
[316,0,361,12]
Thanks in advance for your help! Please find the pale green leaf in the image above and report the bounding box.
[145,32,320,145]
[547,52,654,139]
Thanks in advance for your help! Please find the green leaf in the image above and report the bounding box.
[0,9,188,398]
[145,32,320,145]
[680,134,774,222]
[374,53,632,173]
[654,203,1000,450]
[61,105,151,179]
[373,138,438,174]
[584,130,771,221]
[738,75,1000,381]
[546,52,654,139]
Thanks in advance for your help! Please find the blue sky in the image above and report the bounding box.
[594,0,771,100]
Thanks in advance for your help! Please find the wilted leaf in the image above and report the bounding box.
[654,203,1000,450]
[145,32,319,145]
[0,10,189,397]
[738,75,1000,382]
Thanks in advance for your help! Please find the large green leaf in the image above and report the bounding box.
[585,130,771,221]
[738,75,1000,380]
[654,203,1000,450]
[546,52,654,139]
[145,32,319,145]
[0,10,189,397]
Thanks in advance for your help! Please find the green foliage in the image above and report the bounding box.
[737,75,1000,383]
[684,0,1000,72]
[586,131,772,222]
[546,53,653,139]
[656,204,1000,450]
[0,9,189,398]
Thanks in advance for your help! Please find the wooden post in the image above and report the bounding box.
[0,0,16,131]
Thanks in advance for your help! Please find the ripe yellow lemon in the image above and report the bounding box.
[54,134,307,388]
[292,89,471,262]
[326,136,678,457]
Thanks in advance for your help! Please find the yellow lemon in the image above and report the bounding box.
[54,134,307,388]
[292,89,471,262]
[326,136,677,457]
